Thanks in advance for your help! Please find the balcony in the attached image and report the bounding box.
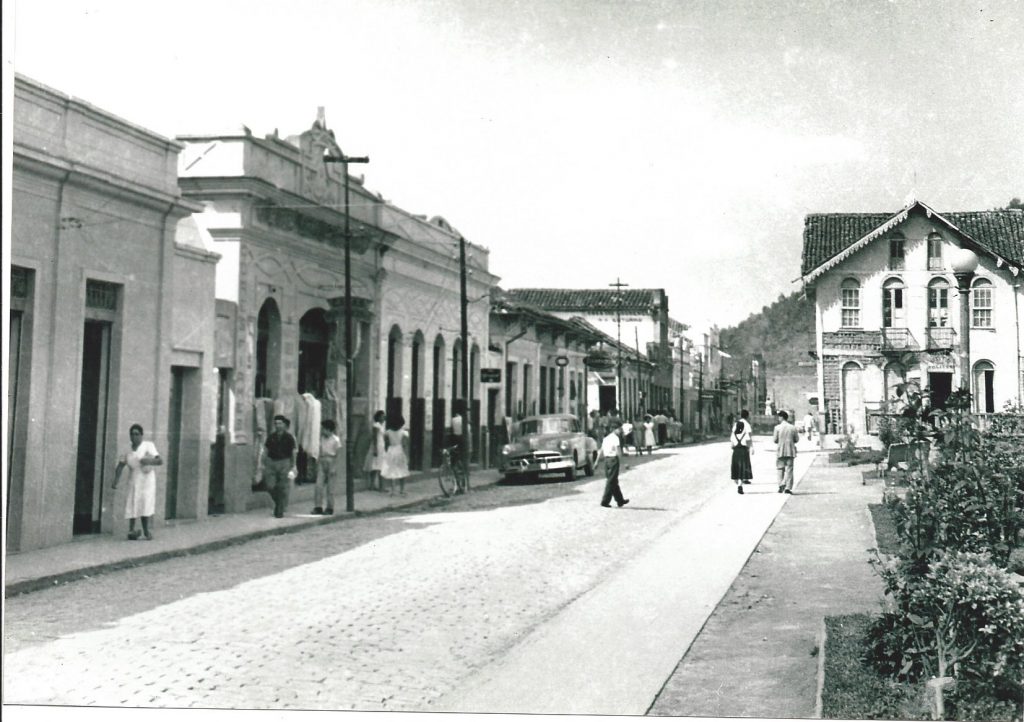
[925,327,956,350]
[880,328,918,353]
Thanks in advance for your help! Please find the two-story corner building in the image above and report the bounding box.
[801,200,1024,437]
[9,75,219,551]
[374,212,498,470]
[486,294,603,464]
[503,288,676,416]
[177,113,396,509]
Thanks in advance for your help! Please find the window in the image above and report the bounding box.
[882,278,905,328]
[840,278,860,328]
[971,278,993,327]
[927,278,949,327]
[927,232,943,271]
[889,235,905,270]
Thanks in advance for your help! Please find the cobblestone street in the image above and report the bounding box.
[4,442,800,712]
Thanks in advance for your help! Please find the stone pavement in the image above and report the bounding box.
[3,441,791,711]
[4,466,498,596]
[647,456,885,718]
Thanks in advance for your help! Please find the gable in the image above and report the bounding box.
[801,203,1024,281]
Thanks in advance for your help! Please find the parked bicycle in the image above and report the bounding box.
[438,445,468,497]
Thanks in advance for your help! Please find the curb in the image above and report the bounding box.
[6,476,500,598]
[814,616,827,719]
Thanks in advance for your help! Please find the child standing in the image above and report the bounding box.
[313,419,342,515]
[381,413,410,496]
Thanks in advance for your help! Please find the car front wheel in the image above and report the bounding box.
[565,453,578,481]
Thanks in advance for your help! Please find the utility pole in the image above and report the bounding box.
[610,278,628,414]
[697,348,704,436]
[459,235,470,492]
[323,151,369,513]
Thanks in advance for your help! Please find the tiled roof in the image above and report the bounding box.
[802,206,1024,277]
[504,288,664,313]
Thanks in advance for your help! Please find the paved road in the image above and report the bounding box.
[4,439,813,712]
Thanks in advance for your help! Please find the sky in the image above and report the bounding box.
[6,0,1024,329]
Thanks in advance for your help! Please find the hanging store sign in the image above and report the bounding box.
[480,368,501,383]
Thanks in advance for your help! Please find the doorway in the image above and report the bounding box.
[74,321,113,535]
[841,362,864,436]
[166,367,185,520]
[928,372,953,410]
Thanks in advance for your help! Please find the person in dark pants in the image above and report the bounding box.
[599,423,629,508]
[257,414,297,518]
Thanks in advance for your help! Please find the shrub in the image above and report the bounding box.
[867,551,1024,694]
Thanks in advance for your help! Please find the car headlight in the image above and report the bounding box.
[501,445,512,455]
[558,440,570,452]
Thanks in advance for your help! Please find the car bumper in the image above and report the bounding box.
[500,456,573,475]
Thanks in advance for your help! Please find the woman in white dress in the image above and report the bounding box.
[112,424,162,540]
[381,413,410,496]
[363,410,386,491]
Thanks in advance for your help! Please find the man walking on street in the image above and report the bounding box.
[773,410,799,494]
[600,423,629,508]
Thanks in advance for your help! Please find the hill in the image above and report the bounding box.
[720,291,816,383]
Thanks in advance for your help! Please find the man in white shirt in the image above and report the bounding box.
[599,424,629,508]
[802,411,816,442]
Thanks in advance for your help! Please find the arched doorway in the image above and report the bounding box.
[256,298,282,398]
[842,362,864,436]
[432,335,446,467]
[973,361,995,414]
[298,308,329,397]
[409,331,426,470]
[386,324,404,425]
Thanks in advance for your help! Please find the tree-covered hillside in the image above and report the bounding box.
[720,291,816,377]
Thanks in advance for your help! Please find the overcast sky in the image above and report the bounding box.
[7,0,1024,328]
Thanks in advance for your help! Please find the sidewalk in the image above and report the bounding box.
[647,455,884,718]
[4,466,499,597]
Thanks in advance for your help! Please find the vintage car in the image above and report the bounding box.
[499,413,599,481]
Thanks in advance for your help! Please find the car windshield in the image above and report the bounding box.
[513,417,575,438]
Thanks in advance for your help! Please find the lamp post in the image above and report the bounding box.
[951,247,979,395]
[323,151,370,513]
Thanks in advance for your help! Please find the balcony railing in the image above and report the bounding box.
[881,328,918,352]
[925,327,956,350]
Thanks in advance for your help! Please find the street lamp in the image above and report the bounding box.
[324,151,370,513]
[951,247,979,394]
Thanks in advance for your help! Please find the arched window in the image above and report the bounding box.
[297,308,329,397]
[971,278,994,328]
[255,298,282,398]
[840,278,860,328]
[888,234,905,270]
[882,278,906,328]
[927,278,950,327]
[927,232,944,271]
[973,360,995,413]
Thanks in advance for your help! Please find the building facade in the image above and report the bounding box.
[801,201,1024,436]
[9,75,219,551]
[374,211,497,470]
[178,113,495,507]
[503,288,675,417]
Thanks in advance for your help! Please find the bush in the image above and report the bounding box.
[867,551,1024,694]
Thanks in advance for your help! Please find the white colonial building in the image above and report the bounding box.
[801,200,1024,436]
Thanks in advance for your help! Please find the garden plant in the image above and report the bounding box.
[864,391,1024,720]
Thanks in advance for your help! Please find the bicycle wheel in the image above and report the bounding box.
[438,461,457,497]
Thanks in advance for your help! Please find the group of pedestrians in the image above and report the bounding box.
[729,408,803,495]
